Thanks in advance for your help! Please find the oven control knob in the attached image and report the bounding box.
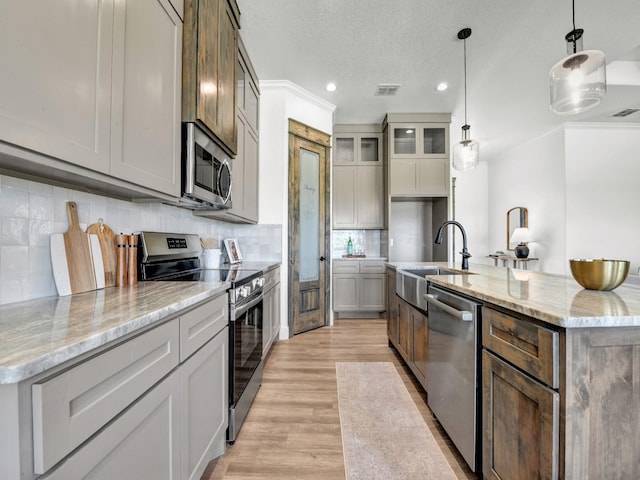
[239,286,251,298]
[258,277,265,287]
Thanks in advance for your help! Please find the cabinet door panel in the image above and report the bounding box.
[42,372,180,480]
[111,0,182,196]
[360,274,386,310]
[332,275,358,311]
[417,158,449,196]
[483,351,559,480]
[411,309,427,385]
[215,0,237,152]
[180,328,228,480]
[389,159,419,195]
[332,166,357,228]
[356,167,384,228]
[386,270,399,342]
[0,0,113,173]
[397,300,411,361]
[196,0,220,133]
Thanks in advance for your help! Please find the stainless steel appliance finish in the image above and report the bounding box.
[137,231,264,445]
[395,267,462,311]
[181,122,232,210]
[425,284,481,472]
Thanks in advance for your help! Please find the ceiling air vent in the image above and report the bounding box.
[611,108,640,117]
[375,84,401,96]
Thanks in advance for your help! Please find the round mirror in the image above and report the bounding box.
[507,207,528,250]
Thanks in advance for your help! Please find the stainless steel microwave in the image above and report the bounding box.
[181,122,232,210]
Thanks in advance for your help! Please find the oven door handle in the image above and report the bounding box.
[424,294,473,321]
[232,294,263,320]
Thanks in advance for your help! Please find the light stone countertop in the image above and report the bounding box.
[333,257,388,261]
[388,262,640,329]
[0,281,229,384]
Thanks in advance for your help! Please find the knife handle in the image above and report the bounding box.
[127,235,138,285]
[116,234,128,287]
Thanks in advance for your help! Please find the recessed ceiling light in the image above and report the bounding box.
[436,82,448,91]
[326,83,337,92]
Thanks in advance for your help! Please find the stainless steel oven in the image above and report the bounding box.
[227,272,263,444]
[181,122,232,210]
[137,232,264,444]
[425,284,482,473]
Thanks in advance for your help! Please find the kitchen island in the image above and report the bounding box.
[387,262,640,480]
[0,280,230,480]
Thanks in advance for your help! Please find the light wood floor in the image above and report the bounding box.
[203,319,477,480]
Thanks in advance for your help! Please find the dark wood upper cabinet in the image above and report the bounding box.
[183,0,240,155]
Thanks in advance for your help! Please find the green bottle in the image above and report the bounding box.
[347,236,353,256]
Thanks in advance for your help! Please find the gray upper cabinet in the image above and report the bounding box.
[0,0,114,174]
[383,113,451,197]
[0,0,182,200]
[110,0,182,197]
[332,125,384,229]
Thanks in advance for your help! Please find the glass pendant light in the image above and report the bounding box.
[452,28,479,172]
[549,0,606,115]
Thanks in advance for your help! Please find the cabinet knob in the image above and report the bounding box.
[320,256,326,262]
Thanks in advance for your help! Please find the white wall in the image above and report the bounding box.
[451,161,490,267]
[488,128,566,273]
[565,124,640,275]
[483,123,640,276]
[258,80,335,338]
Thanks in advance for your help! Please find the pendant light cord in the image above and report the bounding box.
[571,0,577,53]
[463,36,468,127]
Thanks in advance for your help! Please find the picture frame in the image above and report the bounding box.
[224,238,243,264]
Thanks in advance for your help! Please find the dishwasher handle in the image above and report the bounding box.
[424,294,473,321]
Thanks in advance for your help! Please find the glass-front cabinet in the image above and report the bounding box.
[388,122,449,158]
[333,131,382,165]
[383,113,451,198]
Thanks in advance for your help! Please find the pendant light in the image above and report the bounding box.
[549,0,606,115]
[452,28,479,172]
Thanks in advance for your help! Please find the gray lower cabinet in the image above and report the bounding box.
[332,261,386,314]
[180,325,228,480]
[0,0,182,202]
[1,293,228,480]
[262,267,281,356]
[41,371,181,480]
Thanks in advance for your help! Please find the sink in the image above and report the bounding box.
[395,267,467,311]
[402,267,463,277]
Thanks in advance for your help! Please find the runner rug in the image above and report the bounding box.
[336,362,457,480]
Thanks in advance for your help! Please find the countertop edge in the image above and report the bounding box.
[0,283,229,384]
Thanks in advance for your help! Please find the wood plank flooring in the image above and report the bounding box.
[203,319,477,480]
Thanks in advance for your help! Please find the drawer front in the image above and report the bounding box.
[359,261,385,274]
[333,261,359,274]
[40,371,180,480]
[482,307,559,388]
[32,320,180,474]
[180,294,228,362]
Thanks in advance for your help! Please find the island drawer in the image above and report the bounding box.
[179,293,228,361]
[482,307,560,388]
[31,319,180,474]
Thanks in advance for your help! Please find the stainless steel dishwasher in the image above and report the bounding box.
[425,284,481,473]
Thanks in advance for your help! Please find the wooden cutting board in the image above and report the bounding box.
[51,202,97,295]
[87,219,116,287]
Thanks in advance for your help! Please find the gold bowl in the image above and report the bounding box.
[569,259,630,291]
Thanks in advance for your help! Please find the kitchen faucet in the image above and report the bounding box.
[434,220,471,270]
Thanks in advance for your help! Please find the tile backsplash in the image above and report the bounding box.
[0,175,281,305]
[332,230,383,258]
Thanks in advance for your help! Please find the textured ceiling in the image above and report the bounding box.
[236,0,640,159]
